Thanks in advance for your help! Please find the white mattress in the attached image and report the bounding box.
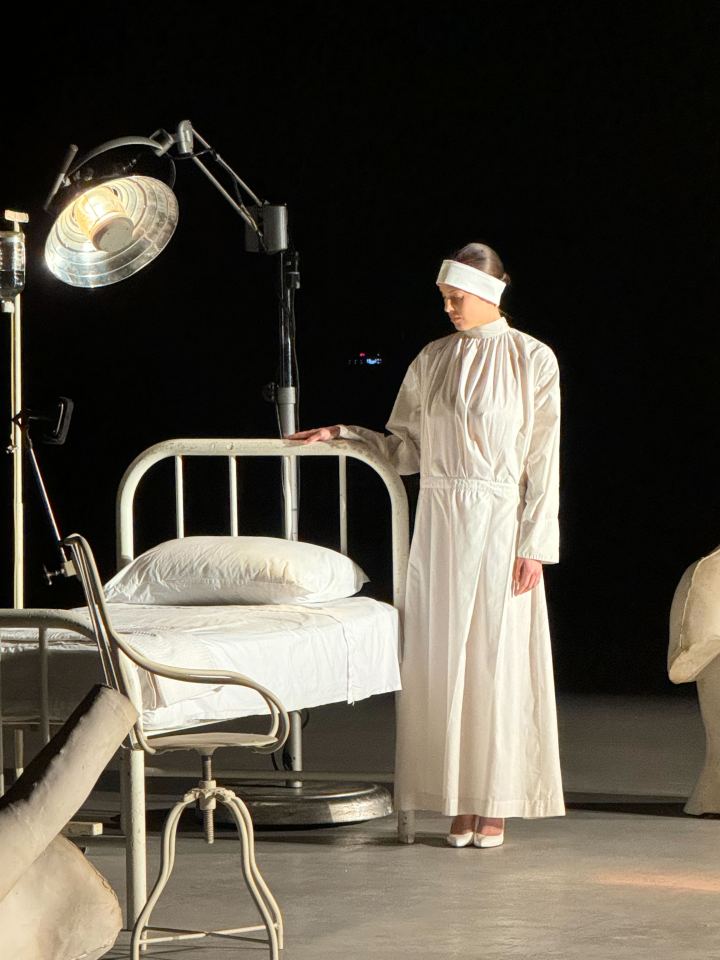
[0,597,401,733]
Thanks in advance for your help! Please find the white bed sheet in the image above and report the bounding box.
[0,597,401,733]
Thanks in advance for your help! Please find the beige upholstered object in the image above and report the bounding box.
[685,653,720,814]
[667,546,720,814]
[0,836,121,960]
[668,545,720,683]
[0,684,138,959]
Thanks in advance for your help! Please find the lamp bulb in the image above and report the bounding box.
[73,186,134,254]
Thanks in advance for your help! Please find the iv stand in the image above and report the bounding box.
[1,209,28,794]
[3,210,29,607]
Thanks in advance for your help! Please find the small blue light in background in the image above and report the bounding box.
[348,352,384,367]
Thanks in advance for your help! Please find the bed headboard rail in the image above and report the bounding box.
[116,438,409,612]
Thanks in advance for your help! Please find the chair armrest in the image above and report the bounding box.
[111,642,290,754]
[64,533,290,754]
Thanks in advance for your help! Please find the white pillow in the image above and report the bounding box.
[104,536,369,606]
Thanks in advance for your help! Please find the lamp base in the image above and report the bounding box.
[210,779,393,829]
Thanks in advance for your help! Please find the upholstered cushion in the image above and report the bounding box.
[0,685,137,901]
[668,544,720,683]
[104,536,369,605]
[0,835,122,960]
[0,684,136,959]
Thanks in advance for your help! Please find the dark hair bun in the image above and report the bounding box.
[451,242,507,283]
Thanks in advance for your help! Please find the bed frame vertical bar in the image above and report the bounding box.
[0,651,4,795]
[338,455,348,556]
[285,713,303,789]
[39,627,50,744]
[175,457,185,538]
[229,457,239,535]
[13,729,23,779]
[122,748,148,928]
[282,454,297,540]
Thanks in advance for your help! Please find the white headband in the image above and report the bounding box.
[436,259,506,305]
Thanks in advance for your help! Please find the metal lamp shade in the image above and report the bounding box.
[45,175,179,288]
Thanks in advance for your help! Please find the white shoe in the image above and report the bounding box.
[473,830,504,848]
[446,829,475,847]
[446,815,478,847]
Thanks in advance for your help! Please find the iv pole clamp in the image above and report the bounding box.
[11,401,77,583]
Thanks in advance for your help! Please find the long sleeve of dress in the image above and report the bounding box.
[336,357,422,475]
[516,349,561,563]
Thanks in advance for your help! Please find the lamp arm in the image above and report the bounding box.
[188,151,263,236]
[165,122,266,239]
[49,124,267,238]
[190,127,264,207]
[67,136,166,176]
[44,136,170,212]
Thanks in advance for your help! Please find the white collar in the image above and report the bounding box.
[458,316,509,339]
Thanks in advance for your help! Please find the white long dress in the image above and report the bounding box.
[338,316,565,818]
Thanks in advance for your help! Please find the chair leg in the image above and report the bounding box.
[221,796,280,959]
[227,794,284,950]
[122,748,148,927]
[130,796,191,960]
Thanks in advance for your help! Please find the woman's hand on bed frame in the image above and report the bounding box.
[286,426,341,444]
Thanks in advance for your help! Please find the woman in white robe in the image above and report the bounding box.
[289,242,565,845]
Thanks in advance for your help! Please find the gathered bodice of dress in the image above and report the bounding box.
[418,319,532,484]
[337,318,561,562]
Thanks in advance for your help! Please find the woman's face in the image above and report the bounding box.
[438,283,501,331]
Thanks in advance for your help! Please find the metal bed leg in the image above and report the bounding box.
[122,748,148,927]
[285,710,303,789]
[0,651,4,796]
[130,797,187,960]
[39,627,50,744]
[13,729,24,780]
[398,809,415,844]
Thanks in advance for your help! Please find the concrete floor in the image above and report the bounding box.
[82,690,720,959]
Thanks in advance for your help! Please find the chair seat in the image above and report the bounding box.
[147,731,277,755]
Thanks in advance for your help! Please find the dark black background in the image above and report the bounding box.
[1,4,717,695]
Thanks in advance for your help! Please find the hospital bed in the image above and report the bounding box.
[0,437,412,922]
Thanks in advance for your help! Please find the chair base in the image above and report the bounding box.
[131,784,282,959]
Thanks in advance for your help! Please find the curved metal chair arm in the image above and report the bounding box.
[62,534,291,756]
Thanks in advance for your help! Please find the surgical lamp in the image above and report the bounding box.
[43,121,301,537]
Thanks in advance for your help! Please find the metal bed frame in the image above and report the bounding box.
[0,438,416,927]
[117,437,409,781]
